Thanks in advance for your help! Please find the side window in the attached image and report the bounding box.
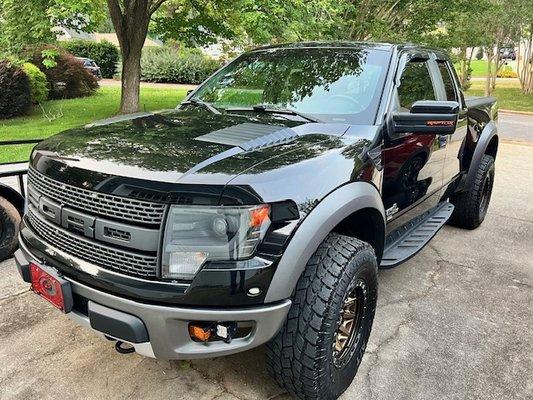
[437,61,458,102]
[397,61,436,110]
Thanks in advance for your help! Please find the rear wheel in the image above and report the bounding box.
[449,154,495,229]
[0,196,21,261]
[266,233,378,400]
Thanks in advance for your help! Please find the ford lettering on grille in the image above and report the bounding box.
[31,197,159,252]
[26,172,161,279]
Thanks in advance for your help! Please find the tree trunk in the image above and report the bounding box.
[492,42,501,91]
[518,24,533,94]
[485,47,493,96]
[459,46,468,87]
[107,0,153,115]
[120,50,142,114]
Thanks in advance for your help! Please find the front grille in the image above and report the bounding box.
[28,207,158,278]
[28,167,166,225]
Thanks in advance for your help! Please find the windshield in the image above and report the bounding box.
[192,47,391,124]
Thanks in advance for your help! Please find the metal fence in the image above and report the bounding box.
[0,139,43,197]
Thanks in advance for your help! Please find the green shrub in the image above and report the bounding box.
[141,47,220,84]
[31,45,99,99]
[0,60,32,119]
[475,47,484,60]
[22,62,49,103]
[62,40,119,78]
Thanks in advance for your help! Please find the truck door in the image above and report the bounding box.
[435,59,468,186]
[382,56,447,232]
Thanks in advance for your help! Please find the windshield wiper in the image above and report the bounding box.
[181,98,221,114]
[225,104,320,123]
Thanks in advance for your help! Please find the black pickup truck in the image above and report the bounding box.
[14,42,498,400]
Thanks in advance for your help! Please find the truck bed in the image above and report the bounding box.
[465,96,498,121]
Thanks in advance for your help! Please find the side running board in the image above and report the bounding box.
[380,202,455,269]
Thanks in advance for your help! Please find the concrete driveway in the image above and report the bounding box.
[498,112,533,142]
[1,141,532,400]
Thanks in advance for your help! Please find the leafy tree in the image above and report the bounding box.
[0,0,105,56]
[442,0,492,90]
[481,0,526,95]
[223,0,308,46]
[0,0,54,55]
[287,0,469,44]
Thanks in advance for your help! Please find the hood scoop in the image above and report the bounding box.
[195,122,298,151]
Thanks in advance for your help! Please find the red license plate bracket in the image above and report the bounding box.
[29,263,73,313]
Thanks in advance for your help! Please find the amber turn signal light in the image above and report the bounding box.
[188,324,212,342]
[249,205,270,227]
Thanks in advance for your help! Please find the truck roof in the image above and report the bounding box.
[253,41,395,52]
[252,41,448,58]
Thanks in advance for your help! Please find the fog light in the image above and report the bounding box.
[162,251,207,280]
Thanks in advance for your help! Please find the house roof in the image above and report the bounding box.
[92,33,162,47]
[55,28,162,48]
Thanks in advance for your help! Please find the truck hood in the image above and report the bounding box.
[31,108,354,186]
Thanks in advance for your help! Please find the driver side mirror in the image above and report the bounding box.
[392,100,459,135]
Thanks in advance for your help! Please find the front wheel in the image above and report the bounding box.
[266,233,378,400]
[0,196,21,261]
[449,154,495,229]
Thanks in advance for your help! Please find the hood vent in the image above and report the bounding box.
[196,122,298,151]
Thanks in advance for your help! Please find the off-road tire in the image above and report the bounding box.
[449,154,495,229]
[0,196,21,261]
[266,233,378,400]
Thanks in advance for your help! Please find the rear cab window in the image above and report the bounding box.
[397,60,436,110]
[437,61,458,102]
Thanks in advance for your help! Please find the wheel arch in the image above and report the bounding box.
[331,207,385,263]
[0,183,24,215]
[459,121,498,192]
[264,181,385,303]
[485,134,498,158]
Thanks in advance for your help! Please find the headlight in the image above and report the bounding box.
[162,204,271,280]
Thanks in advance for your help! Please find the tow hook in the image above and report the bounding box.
[115,340,136,354]
[105,335,135,355]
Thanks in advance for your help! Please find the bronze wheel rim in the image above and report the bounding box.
[333,279,367,368]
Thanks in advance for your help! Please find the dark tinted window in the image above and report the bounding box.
[193,47,391,124]
[398,61,436,109]
[438,61,457,101]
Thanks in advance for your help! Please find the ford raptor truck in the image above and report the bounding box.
[15,42,498,400]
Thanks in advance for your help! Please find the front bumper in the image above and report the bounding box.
[15,241,291,360]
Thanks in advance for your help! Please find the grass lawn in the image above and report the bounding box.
[467,60,488,77]
[454,59,519,78]
[454,60,487,77]
[465,80,533,112]
[0,86,187,163]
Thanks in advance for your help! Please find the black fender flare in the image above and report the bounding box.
[264,181,385,303]
[0,183,25,215]
[461,121,498,191]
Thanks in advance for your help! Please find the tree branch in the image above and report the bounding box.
[107,0,125,48]
[149,0,167,15]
